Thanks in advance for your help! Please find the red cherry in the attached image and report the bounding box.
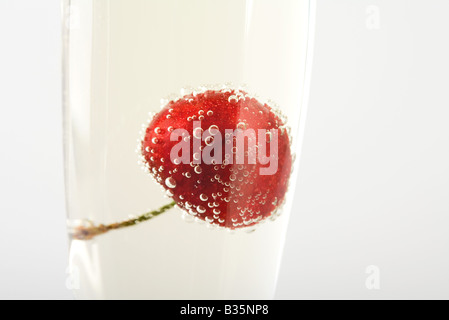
[141,89,292,229]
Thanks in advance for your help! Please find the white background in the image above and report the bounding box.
[0,0,448,299]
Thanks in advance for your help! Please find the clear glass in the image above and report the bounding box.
[63,0,314,299]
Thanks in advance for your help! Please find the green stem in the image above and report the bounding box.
[72,201,176,240]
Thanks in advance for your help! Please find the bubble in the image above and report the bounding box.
[200,194,208,201]
[205,136,214,146]
[213,208,221,215]
[207,110,213,116]
[165,177,176,189]
[167,126,174,132]
[198,115,204,121]
[173,158,181,165]
[197,206,206,214]
[208,125,219,136]
[166,190,174,197]
[235,92,245,101]
[185,201,193,209]
[229,174,236,181]
[154,127,163,134]
[152,137,159,144]
[145,146,150,152]
[179,195,185,200]
[236,122,247,130]
[193,152,201,161]
[185,172,192,178]
[228,95,238,103]
[193,127,203,139]
[198,110,204,115]
[194,166,202,174]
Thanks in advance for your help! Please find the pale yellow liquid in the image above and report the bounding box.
[64,0,311,299]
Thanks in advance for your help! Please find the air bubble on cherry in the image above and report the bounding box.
[165,177,176,189]
[205,136,214,146]
[166,189,174,197]
[208,125,219,136]
[193,127,203,139]
[236,122,247,130]
[194,166,202,174]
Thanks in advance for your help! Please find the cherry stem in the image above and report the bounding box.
[71,201,176,240]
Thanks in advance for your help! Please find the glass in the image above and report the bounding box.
[63,0,315,299]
